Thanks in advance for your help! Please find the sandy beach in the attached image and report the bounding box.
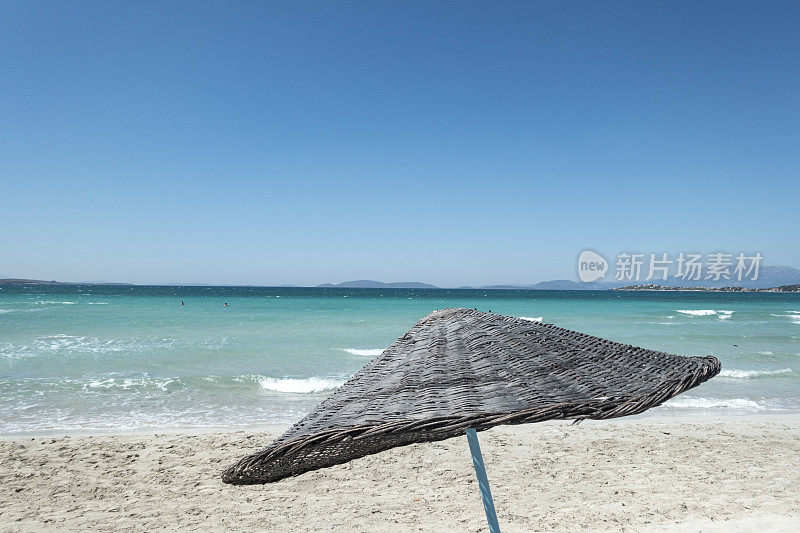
[2,415,798,532]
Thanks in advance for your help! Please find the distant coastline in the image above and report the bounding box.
[3,277,800,293]
[0,278,134,286]
[613,284,800,293]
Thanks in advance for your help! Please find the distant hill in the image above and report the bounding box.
[0,278,67,285]
[6,265,799,290]
[0,278,133,286]
[317,280,439,289]
[480,280,622,290]
[649,265,800,290]
[479,266,800,291]
[616,283,800,293]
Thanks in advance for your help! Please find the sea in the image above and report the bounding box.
[1,285,798,435]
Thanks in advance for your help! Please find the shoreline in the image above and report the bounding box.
[2,415,798,531]
[2,409,799,439]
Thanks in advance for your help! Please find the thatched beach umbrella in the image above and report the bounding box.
[223,308,720,528]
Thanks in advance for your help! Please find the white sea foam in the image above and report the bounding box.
[519,316,543,322]
[676,309,735,319]
[664,397,766,410]
[339,348,384,357]
[758,351,774,355]
[719,368,792,379]
[86,377,176,391]
[257,376,345,393]
[770,312,800,324]
[0,335,230,360]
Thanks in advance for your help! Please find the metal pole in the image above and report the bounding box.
[466,428,501,533]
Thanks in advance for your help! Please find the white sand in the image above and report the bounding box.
[1,416,799,532]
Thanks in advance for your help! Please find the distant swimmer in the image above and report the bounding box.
[224,302,229,307]
[181,301,184,306]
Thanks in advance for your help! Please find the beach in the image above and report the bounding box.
[2,415,798,532]
[2,286,800,531]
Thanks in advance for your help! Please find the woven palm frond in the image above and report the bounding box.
[222,308,720,484]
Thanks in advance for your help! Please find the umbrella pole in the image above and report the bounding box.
[466,428,501,533]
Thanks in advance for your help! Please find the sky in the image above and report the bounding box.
[1,1,798,286]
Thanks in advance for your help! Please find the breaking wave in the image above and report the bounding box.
[85,376,177,391]
[676,309,735,318]
[0,335,234,360]
[676,309,718,316]
[719,368,793,379]
[664,397,767,410]
[339,348,384,357]
[770,312,800,325]
[257,376,345,393]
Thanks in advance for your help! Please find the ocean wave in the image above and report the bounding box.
[675,309,735,320]
[86,377,177,391]
[3,373,346,396]
[664,397,767,410]
[770,312,800,325]
[676,309,734,319]
[676,309,718,316]
[0,335,233,359]
[771,312,800,318]
[0,307,45,314]
[339,348,384,357]
[719,368,793,379]
[518,316,543,322]
[257,376,345,393]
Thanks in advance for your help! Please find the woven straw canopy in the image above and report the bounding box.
[223,308,720,484]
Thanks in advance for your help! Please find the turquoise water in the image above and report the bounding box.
[1,285,799,434]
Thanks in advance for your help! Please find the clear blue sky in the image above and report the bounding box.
[1,1,798,286]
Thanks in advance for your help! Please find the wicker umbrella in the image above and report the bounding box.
[223,308,720,486]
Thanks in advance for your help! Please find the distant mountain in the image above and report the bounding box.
[0,278,133,286]
[480,280,622,290]
[0,278,67,285]
[479,266,800,291]
[317,280,439,289]
[6,265,799,290]
[651,265,800,289]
